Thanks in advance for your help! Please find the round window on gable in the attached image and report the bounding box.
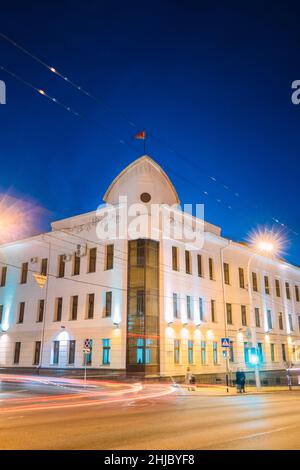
[140,192,151,203]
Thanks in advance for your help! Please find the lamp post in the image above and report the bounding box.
[220,239,232,393]
[247,255,261,391]
[247,233,280,391]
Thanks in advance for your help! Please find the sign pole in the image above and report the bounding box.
[84,351,87,387]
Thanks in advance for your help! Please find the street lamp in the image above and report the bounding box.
[247,229,283,391]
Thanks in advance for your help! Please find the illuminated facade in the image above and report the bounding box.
[0,155,300,380]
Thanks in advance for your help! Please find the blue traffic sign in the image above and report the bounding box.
[221,337,230,348]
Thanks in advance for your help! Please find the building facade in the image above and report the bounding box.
[0,156,300,381]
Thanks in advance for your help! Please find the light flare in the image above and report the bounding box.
[248,226,286,258]
[0,193,44,244]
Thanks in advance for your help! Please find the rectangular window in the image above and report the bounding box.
[241,305,247,326]
[275,279,281,297]
[174,339,180,364]
[264,276,270,295]
[0,266,7,287]
[201,341,206,364]
[197,254,203,277]
[55,297,63,322]
[14,342,21,365]
[223,263,230,285]
[37,299,45,323]
[286,282,291,300]
[185,250,191,274]
[103,339,111,365]
[173,293,179,319]
[288,314,294,331]
[105,244,114,270]
[255,307,260,328]
[73,253,80,276]
[229,341,234,362]
[172,246,179,271]
[70,296,78,321]
[281,344,287,362]
[188,340,193,364]
[58,255,65,278]
[252,272,258,292]
[105,291,112,317]
[68,340,76,365]
[136,239,145,267]
[88,248,97,273]
[136,290,144,316]
[53,341,59,365]
[186,295,193,320]
[40,258,48,276]
[257,343,264,363]
[20,262,28,284]
[239,267,245,289]
[199,298,204,322]
[270,343,276,362]
[33,341,41,365]
[244,342,250,364]
[278,312,284,330]
[295,285,300,303]
[298,315,300,332]
[87,293,94,319]
[18,302,25,324]
[213,341,218,364]
[209,258,214,280]
[226,303,233,325]
[211,299,216,323]
[0,305,3,324]
[267,310,273,330]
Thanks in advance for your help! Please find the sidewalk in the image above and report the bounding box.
[176,384,300,396]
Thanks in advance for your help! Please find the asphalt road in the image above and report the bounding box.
[1,376,300,450]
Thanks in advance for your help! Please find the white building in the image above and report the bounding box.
[0,155,300,381]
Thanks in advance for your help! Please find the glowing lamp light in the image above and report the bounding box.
[50,67,57,73]
[206,329,214,340]
[194,329,201,340]
[57,330,69,341]
[248,227,285,259]
[288,336,293,345]
[237,332,243,342]
[265,334,270,343]
[249,353,259,365]
[0,193,43,244]
[181,328,188,339]
[257,241,274,253]
[166,327,174,338]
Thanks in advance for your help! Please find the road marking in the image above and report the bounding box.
[202,423,300,449]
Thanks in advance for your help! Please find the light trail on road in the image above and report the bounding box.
[0,374,175,414]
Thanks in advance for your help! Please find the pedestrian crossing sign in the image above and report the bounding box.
[221,338,230,348]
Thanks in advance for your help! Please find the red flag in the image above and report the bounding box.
[134,130,146,140]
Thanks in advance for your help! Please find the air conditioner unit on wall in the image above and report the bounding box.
[30,257,39,264]
[75,244,87,257]
[62,254,72,262]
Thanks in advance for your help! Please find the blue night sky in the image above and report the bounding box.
[1,1,300,264]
